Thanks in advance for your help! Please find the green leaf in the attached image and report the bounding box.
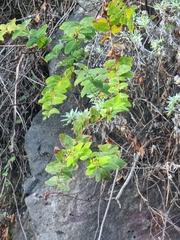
[0,30,6,41]
[101,93,131,120]
[22,19,31,27]
[57,56,75,67]
[92,18,110,32]
[12,29,29,39]
[91,79,103,89]
[57,183,70,191]
[45,161,62,175]
[79,28,95,39]
[45,43,63,62]
[74,63,88,71]
[16,119,22,124]
[64,66,74,78]
[29,29,38,37]
[59,173,72,183]
[6,18,16,33]
[51,93,67,105]
[118,56,133,66]
[120,72,134,80]
[45,74,59,84]
[111,24,122,34]
[9,156,16,162]
[53,43,63,54]
[127,19,134,32]
[26,38,37,48]
[81,82,97,97]
[74,70,87,85]
[75,68,108,97]
[80,148,92,160]
[55,150,64,161]
[72,48,84,59]
[115,158,126,168]
[39,70,72,118]
[73,111,89,135]
[80,17,94,26]
[45,52,57,62]
[86,164,96,176]
[100,169,110,180]
[66,155,74,167]
[45,176,59,186]
[60,134,75,149]
[125,8,134,19]
[64,40,79,54]
[119,82,128,89]
[98,156,111,164]
[0,24,6,31]
[36,24,48,38]
[48,108,60,115]
[98,144,119,154]
[89,107,100,123]
[79,142,92,160]
[108,2,121,18]
[104,161,119,170]
[95,171,102,182]
[20,95,27,100]
[117,64,131,75]
[3,172,8,177]
[120,16,127,25]
[104,60,116,69]
[60,21,79,32]
[37,35,47,48]
[107,1,117,15]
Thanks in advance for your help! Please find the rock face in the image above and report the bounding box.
[13,99,152,240]
[13,98,180,240]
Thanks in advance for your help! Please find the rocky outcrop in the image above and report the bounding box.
[13,99,153,240]
[13,93,180,240]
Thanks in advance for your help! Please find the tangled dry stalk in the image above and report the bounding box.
[0,0,76,239]
[0,0,180,239]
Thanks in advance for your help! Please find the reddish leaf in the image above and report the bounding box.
[132,136,141,151]
[139,146,145,158]
[54,146,61,154]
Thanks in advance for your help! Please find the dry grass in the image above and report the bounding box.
[0,1,76,239]
[0,0,180,239]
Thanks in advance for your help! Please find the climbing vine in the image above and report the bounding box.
[0,0,136,190]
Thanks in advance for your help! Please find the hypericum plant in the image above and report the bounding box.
[45,134,125,190]
[39,0,136,119]
[0,0,136,191]
[42,0,135,190]
[0,18,51,48]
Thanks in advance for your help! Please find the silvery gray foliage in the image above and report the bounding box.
[172,107,180,142]
[86,115,128,142]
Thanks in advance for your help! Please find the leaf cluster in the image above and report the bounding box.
[0,19,51,48]
[45,134,125,190]
[92,0,137,33]
[43,1,136,190]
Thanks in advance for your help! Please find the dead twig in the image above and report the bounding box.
[96,169,119,240]
[115,152,140,204]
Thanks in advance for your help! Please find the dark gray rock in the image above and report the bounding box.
[13,97,180,240]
